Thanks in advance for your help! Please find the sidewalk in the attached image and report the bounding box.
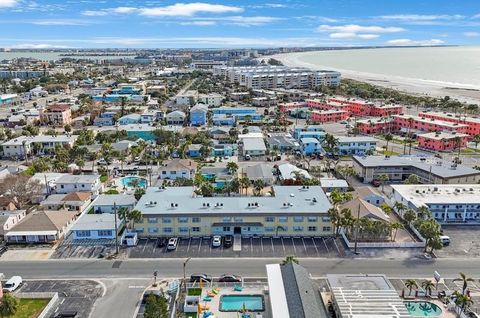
[1,248,54,261]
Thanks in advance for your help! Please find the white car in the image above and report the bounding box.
[167,238,178,250]
[212,236,222,247]
[3,276,22,292]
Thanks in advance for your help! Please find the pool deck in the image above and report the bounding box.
[197,283,271,318]
[405,299,456,318]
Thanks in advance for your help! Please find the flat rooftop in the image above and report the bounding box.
[392,184,480,207]
[417,131,469,140]
[337,136,378,143]
[135,186,331,215]
[420,111,480,124]
[394,114,468,128]
[353,155,480,179]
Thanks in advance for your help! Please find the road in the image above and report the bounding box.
[1,257,479,279]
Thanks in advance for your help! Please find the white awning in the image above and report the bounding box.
[5,231,58,236]
[266,264,290,318]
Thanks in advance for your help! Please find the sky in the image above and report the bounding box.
[0,0,479,48]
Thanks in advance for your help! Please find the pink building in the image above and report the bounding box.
[417,132,468,152]
[369,104,403,117]
[419,111,480,136]
[279,102,306,113]
[310,109,349,123]
[393,115,468,134]
[307,97,403,118]
[356,118,394,134]
[41,104,72,127]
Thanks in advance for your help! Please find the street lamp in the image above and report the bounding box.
[183,257,192,293]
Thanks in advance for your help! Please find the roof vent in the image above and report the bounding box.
[283,203,287,207]
[175,203,178,207]
[312,197,317,203]
[171,203,174,207]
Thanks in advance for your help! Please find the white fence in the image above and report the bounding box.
[16,292,59,318]
[340,231,426,248]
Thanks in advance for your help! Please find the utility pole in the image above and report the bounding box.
[353,203,361,255]
[183,257,191,293]
[113,202,119,255]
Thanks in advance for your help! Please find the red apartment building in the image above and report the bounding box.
[307,97,403,117]
[356,118,394,134]
[417,131,468,152]
[310,109,349,123]
[393,115,469,134]
[419,112,480,136]
[279,102,306,113]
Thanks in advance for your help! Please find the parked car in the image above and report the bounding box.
[371,180,381,187]
[223,235,233,248]
[167,237,178,250]
[190,273,212,283]
[157,238,168,248]
[218,274,242,283]
[96,158,109,165]
[244,154,251,161]
[0,244,7,256]
[212,235,222,247]
[3,276,22,292]
[440,235,451,246]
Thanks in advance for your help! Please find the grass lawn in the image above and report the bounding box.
[99,175,108,183]
[6,298,51,318]
[382,150,400,156]
[187,288,202,296]
[186,313,198,318]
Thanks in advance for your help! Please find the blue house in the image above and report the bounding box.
[300,137,322,155]
[293,125,324,139]
[296,131,326,142]
[123,124,156,141]
[212,106,257,116]
[212,114,236,126]
[189,104,208,126]
[212,144,234,157]
[118,114,141,125]
[93,111,116,126]
[187,144,202,158]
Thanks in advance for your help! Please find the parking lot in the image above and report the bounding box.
[128,236,345,258]
[51,241,119,259]
[436,226,480,258]
[18,280,102,318]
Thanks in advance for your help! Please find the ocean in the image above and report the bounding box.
[275,46,480,89]
[0,51,135,61]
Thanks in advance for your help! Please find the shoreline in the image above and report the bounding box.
[272,51,480,104]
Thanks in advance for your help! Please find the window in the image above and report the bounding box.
[222,226,230,232]
[178,217,188,223]
[265,216,275,222]
[148,217,157,224]
[323,226,332,232]
[192,227,200,232]
[179,227,189,233]
[294,216,304,222]
[265,227,275,232]
[278,216,288,223]
[308,226,317,232]
[192,217,201,223]
[322,217,331,222]
[308,216,317,222]
[148,227,158,234]
[234,217,243,222]
[223,216,232,222]
[76,230,90,237]
[163,227,173,233]
[98,230,112,237]
[163,217,172,224]
[162,171,166,175]
[293,226,303,232]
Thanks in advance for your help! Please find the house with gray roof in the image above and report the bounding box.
[245,163,275,185]
[92,194,136,214]
[70,213,123,240]
[55,174,102,196]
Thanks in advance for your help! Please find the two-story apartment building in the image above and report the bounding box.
[189,104,208,126]
[159,159,197,180]
[300,137,322,155]
[198,93,224,107]
[133,186,333,237]
[1,135,77,159]
[55,174,102,196]
[310,109,349,123]
[166,110,186,125]
[336,136,378,155]
[417,131,468,152]
[419,111,480,136]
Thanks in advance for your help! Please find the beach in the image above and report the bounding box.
[273,50,480,105]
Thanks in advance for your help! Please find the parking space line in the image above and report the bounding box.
[333,238,341,255]
[198,238,202,253]
[301,238,308,253]
[323,238,330,253]
[261,238,264,253]
[271,237,274,252]
[142,239,148,253]
[311,237,320,256]
[292,238,297,253]
[187,238,191,253]
[281,237,285,254]
[152,238,158,254]
[250,238,253,253]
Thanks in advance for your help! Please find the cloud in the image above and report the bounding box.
[464,32,480,37]
[473,14,480,19]
[329,33,379,39]
[81,10,108,16]
[317,24,405,33]
[137,3,242,17]
[8,43,71,49]
[386,38,445,46]
[179,21,216,26]
[219,16,281,26]
[0,0,17,7]
[378,14,465,22]
[30,19,95,26]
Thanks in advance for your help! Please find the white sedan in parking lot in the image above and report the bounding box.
[212,236,222,247]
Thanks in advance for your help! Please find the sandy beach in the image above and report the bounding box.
[272,52,480,105]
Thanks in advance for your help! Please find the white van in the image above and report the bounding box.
[3,276,22,292]
[440,235,450,246]
[167,238,178,250]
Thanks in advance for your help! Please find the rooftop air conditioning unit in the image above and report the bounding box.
[175,203,178,207]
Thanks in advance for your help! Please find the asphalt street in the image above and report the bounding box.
[2,258,480,280]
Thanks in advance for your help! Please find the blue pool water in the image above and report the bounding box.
[405,301,442,317]
[220,295,264,312]
[120,176,147,188]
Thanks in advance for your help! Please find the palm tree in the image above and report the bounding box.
[421,280,435,296]
[417,205,432,220]
[473,134,480,149]
[453,272,475,295]
[323,133,339,155]
[389,222,403,241]
[452,291,473,316]
[0,293,19,316]
[376,174,389,193]
[394,202,407,217]
[384,133,393,154]
[252,179,265,196]
[328,207,341,236]
[226,161,239,175]
[118,207,130,228]
[405,279,418,296]
[282,255,299,265]
[239,177,251,196]
[128,209,142,230]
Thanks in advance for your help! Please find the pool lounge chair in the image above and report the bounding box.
[234,284,243,292]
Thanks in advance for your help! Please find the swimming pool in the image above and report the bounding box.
[405,301,442,317]
[120,176,147,188]
[219,295,264,312]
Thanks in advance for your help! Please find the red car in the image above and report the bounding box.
[371,180,381,187]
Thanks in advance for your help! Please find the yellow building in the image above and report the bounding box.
[134,186,333,237]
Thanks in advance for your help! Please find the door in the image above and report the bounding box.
[234,227,241,234]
